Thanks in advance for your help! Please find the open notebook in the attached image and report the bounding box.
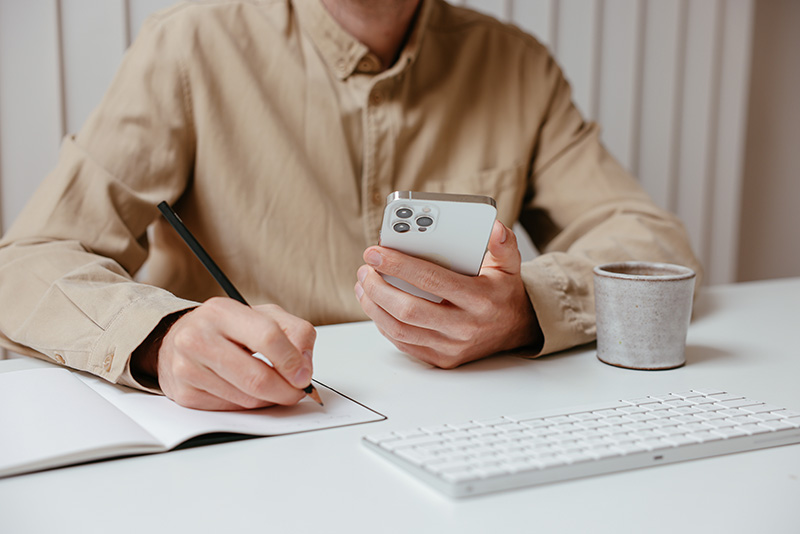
[0,367,385,478]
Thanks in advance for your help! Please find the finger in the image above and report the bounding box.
[199,339,307,407]
[362,247,470,305]
[355,278,456,349]
[356,265,453,329]
[372,323,465,370]
[257,304,317,367]
[481,221,522,274]
[158,346,279,410]
[205,298,312,390]
[167,384,254,411]
[180,368,278,411]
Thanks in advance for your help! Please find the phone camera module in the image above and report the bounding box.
[395,208,413,219]
[416,216,434,227]
[393,221,411,233]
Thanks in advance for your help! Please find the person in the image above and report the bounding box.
[0,0,701,411]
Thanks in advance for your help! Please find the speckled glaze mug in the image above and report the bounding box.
[593,262,696,370]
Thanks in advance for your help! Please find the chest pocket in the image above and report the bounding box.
[421,161,529,226]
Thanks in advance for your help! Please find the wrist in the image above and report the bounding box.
[130,309,192,387]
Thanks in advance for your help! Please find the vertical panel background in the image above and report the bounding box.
[0,0,756,306]
[0,0,63,233]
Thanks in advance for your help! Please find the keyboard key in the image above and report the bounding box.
[641,439,672,451]
[474,418,508,427]
[394,429,429,439]
[709,393,745,401]
[384,435,445,451]
[446,422,479,431]
[690,388,726,396]
[711,427,748,438]
[758,420,796,431]
[737,423,773,435]
[420,425,453,434]
[622,397,661,406]
[364,432,401,444]
[650,394,682,402]
[784,416,800,428]
[663,434,699,446]
[685,431,724,443]
[671,390,706,399]
[718,398,763,408]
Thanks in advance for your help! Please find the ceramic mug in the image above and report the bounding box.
[593,261,696,370]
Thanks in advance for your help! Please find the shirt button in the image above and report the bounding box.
[54,353,65,364]
[371,191,383,206]
[370,91,384,106]
[103,353,114,372]
[336,59,347,72]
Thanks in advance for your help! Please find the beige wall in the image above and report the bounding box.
[738,0,800,281]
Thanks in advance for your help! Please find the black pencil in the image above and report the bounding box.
[157,201,323,406]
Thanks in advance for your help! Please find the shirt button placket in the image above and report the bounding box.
[366,84,391,241]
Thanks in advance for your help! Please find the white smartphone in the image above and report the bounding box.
[378,191,497,303]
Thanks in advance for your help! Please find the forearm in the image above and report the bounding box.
[0,238,197,389]
[521,202,701,356]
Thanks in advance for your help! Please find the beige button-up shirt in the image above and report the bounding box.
[0,0,700,390]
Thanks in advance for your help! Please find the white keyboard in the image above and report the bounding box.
[363,389,800,497]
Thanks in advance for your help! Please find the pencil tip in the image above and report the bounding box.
[306,385,324,406]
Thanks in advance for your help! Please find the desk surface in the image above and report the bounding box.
[2,278,799,533]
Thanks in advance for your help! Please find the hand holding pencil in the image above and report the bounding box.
[130,202,323,411]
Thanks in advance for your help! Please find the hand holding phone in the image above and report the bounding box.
[378,191,497,303]
[357,194,542,369]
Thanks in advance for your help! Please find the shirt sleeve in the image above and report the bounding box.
[0,14,199,390]
[519,59,703,356]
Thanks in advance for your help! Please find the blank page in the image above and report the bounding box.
[0,368,161,477]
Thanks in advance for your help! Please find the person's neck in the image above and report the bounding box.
[320,0,422,69]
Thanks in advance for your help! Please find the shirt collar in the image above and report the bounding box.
[293,0,433,80]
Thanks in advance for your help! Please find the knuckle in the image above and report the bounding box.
[297,320,316,342]
[204,296,229,312]
[394,300,421,324]
[452,323,475,343]
[237,395,266,411]
[168,385,200,408]
[170,326,201,353]
[241,367,271,397]
[263,303,284,314]
[255,321,281,348]
[385,322,413,344]
[418,270,446,293]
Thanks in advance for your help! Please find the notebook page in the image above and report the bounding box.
[0,368,162,477]
[80,376,385,450]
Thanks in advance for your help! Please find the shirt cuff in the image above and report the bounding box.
[520,252,596,356]
[88,294,199,392]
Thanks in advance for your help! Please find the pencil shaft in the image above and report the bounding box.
[157,202,248,305]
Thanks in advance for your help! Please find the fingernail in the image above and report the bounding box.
[365,249,382,267]
[354,281,364,299]
[357,265,368,283]
[294,365,311,387]
[499,223,508,244]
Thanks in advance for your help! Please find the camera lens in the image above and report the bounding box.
[393,222,411,233]
[416,216,433,227]
[395,208,413,218]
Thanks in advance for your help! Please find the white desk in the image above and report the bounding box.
[2,278,799,533]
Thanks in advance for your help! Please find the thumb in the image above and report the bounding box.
[482,220,522,275]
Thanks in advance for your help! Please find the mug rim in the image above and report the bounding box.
[593,261,696,281]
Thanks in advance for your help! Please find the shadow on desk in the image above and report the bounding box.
[685,344,732,365]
